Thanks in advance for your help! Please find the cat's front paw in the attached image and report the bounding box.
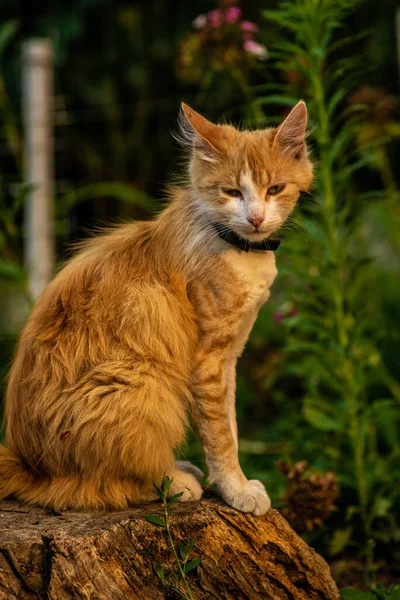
[223,481,271,516]
[169,470,203,502]
[248,479,266,492]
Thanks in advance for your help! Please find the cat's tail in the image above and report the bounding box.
[0,444,153,510]
[0,444,34,499]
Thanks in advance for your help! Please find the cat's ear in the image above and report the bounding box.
[273,101,308,159]
[178,103,222,162]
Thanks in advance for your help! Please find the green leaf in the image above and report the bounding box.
[161,475,172,495]
[371,497,392,519]
[369,400,400,426]
[328,30,370,54]
[304,405,344,432]
[184,557,202,574]
[0,20,18,57]
[154,564,165,581]
[340,590,375,600]
[169,492,183,506]
[144,514,165,527]
[179,541,186,559]
[263,10,300,33]
[387,587,400,600]
[329,528,352,556]
[335,155,374,184]
[179,537,195,559]
[152,482,163,499]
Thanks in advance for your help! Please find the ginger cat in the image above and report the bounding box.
[0,102,312,514]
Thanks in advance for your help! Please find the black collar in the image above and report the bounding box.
[212,222,281,253]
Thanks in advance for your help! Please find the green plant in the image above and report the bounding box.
[144,476,202,600]
[258,0,400,577]
[340,585,400,599]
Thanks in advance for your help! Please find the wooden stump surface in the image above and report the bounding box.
[0,491,339,600]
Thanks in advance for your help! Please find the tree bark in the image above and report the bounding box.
[0,491,338,600]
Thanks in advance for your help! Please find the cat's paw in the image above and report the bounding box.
[175,460,204,483]
[248,479,266,492]
[223,481,271,516]
[169,470,203,502]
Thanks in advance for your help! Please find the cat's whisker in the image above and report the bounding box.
[278,217,312,251]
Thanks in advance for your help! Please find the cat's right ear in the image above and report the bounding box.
[273,101,308,159]
[177,103,222,162]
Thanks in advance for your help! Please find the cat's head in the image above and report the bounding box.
[178,102,313,242]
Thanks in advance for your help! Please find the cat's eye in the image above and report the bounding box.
[223,189,243,198]
[267,184,286,196]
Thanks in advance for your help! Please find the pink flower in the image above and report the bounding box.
[241,20,259,32]
[208,9,223,28]
[225,6,242,24]
[192,14,207,29]
[244,40,268,60]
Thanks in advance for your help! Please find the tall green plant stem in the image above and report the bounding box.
[162,494,194,600]
[311,64,368,521]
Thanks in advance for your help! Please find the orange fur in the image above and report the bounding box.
[1,102,313,512]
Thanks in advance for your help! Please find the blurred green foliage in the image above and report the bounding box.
[341,585,400,599]
[259,0,400,574]
[0,0,399,590]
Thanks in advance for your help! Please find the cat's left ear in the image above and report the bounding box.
[178,103,223,162]
[273,101,308,159]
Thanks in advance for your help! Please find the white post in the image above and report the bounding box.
[23,39,54,300]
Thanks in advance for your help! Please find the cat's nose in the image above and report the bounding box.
[247,215,265,229]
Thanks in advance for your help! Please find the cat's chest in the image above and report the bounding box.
[189,249,277,350]
[221,249,278,356]
[224,249,278,310]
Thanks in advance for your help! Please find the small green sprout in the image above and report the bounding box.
[144,475,202,600]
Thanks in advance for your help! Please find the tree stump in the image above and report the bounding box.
[0,491,339,599]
